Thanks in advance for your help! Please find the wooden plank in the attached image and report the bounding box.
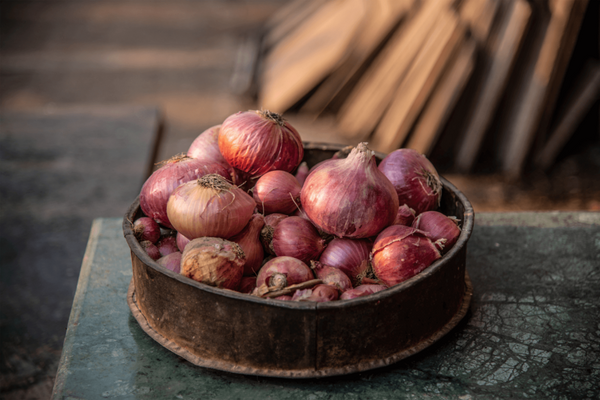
[499,0,588,178]
[369,9,464,154]
[459,0,499,45]
[336,0,453,141]
[535,62,600,170]
[454,0,532,172]
[262,0,326,50]
[406,37,476,156]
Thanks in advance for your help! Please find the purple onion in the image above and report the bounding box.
[157,235,178,257]
[157,251,182,273]
[140,240,161,260]
[393,204,416,226]
[272,216,326,264]
[311,261,352,293]
[295,161,309,187]
[253,170,302,215]
[256,256,314,289]
[318,238,371,285]
[133,217,161,243]
[412,211,461,254]
[260,213,288,256]
[176,231,190,252]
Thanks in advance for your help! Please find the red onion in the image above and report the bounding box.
[393,204,416,226]
[318,237,372,286]
[301,143,399,238]
[340,284,387,300]
[371,225,441,287]
[218,110,304,177]
[239,276,257,294]
[156,235,178,257]
[230,213,265,276]
[167,174,256,240]
[260,213,288,255]
[253,170,302,215]
[295,161,309,187]
[139,155,231,228]
[187,124,243,185]
[157,251,182,273]
[256,256,314,290]
[132,217,161,243]
[140,240,160,260]
[292,284,339,302]
[412,211,461,254]
[272,216,326,264]
[274,295,293,301]
[180,237,245,290]
[176,231,190,252]
[310,261,352,293]
[378,148,442,215]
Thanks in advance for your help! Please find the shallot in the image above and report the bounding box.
[157,251,182,273]
[176,231,190,252]
[256,256,314,290]
[230,213,265,276]
[412,211,461,254]
[156,235,178,257]
[140,240,160,260]
[132,217,161,243]
[310,261,352,293]
[272,216,326,264]
[252,170,301,215]
[393,204,416,226]
[292,284,338,302]
[260,213,288,255]
[318,237,371,285]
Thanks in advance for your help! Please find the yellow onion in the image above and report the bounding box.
[167,174,255,240]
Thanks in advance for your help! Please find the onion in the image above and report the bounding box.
[132,217,161,243]
[176,231,190,252]
[139,154,231,228]
[156,235,178,257]
[157,251,182,273]
[230,213,265,276]
[310,261,352,293]
[187,124,243,185]
[272,216,326,264]
[256,256,314,290]
[292,284,338,302]
[218,110,304,177]
[412,211,461,254]
[239,276,257,294]
[340,284,387,300]
[318,238,371,286]
[295,162,309,187]
[180,237,245,290]
[301,143,399,238]
[378,148,442,215]
[393,204,416,226]
[167,174,256,240]
[260,213,288,255]
[274,295,293,301]
[371,225,441,287]
[252,170,302,215]
[140,240,160,260]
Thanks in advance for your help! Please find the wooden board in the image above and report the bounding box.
[262,0,326,51]
[369,9,464,154]
[459,0,499,45]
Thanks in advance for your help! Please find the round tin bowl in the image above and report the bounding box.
[123,142,474,378]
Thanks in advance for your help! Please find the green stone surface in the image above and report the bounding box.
[53,213,600,399]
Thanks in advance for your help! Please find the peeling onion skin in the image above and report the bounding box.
[139,155,231,229]
[230,213,265,276]
[340,284,387,300]
[301,143,399,238]
[393,204,416,226]
[256,256,314,289]
[218,110,304,177]
[318,238,372,286]
[167,174,256,240]
[412,211,461,254]
[371,225,441,287]
[187,124,243,185]
[272,216,327,264]
[378,149,442,215]
[180,237,245,290]
[253,170,302,215]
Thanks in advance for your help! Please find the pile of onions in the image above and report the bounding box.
[140,155,231,228]
[167,174,256,240]
[256,256,314,290]
[272,216,326,264]
[318,238,371,286]
[218,110,304,177]
[371,225,441,287]
[378,149,442,215]
[412,211,461,254]
[180,237,245,290]
[301,143,399,238]
[230,213,265,276]
[252,170,302,215]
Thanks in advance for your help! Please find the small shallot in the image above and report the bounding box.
[318,238,372,286]
[260,213,288,255]
[393,204,416,226]
[412,211,461,254]
[157,235,178,257]
[253,170,302,215]
[272,216,326,264]
[310,261,352,293]
[157,251,182,273]
[132,217,161,243]
[140,240,160,260]
[256,256,314,290]
[176,232,190,252]
[230,213,265,276]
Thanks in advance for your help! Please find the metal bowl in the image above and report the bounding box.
[123,142,474,378]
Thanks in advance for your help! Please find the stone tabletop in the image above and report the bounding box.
[53,212,600,399]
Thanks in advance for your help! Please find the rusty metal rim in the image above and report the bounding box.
[127,272,472,378]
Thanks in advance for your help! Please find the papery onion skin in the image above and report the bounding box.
[180,237,245,290]
[133,217,161,243]
[393,204,416,226]
[139,155,231,229]
[230,213,265,276]
[318,238,371,286]
[187,124,243,185]
[253,170,302,215]
[274,295,293,301]
[311,261,352,293]
[301,143,399,238]
[340,284,387,300]
[157,235,178,257]
[378,148,442,215]
[260,213,288,256]
[371,225,441,287]
[412,211,461,254]
[176,231,190,252]
[218,110,304,177]
[256,256,314,289]
[272,216,326,264]
[157,251,182,273]
[140,240,161,260]
[292,284,339,302]
[167,174,256,240]
[239,276,257,294]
